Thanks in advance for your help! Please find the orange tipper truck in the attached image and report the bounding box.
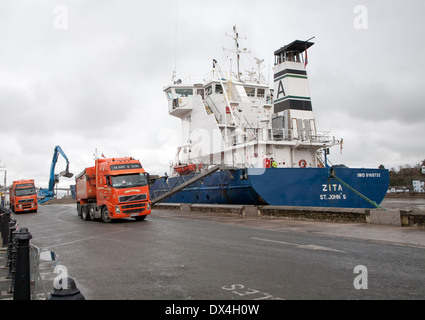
[75,157,151,222]
[10,179,38,213]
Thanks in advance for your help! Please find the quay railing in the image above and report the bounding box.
[0,206,85,300]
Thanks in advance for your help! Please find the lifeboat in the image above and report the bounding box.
[173,163,201,175]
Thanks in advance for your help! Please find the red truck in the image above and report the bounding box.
[75,157,151,222]
[10,179,38,213]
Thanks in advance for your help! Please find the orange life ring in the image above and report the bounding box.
[299,159,307,167]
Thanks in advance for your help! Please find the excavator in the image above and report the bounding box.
[38,145,73,204]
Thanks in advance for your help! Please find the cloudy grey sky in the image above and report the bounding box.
[1,0,424,191]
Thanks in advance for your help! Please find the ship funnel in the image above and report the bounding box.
[273,40,314,114]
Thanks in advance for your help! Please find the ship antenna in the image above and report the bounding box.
[254,57,264,83]
[172,3,179,83]
[224,25,250,82]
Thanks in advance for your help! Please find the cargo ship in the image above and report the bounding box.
[149,26,389,208]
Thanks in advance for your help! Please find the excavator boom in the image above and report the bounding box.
[38,145,73,203]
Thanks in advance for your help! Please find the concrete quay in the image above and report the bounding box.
[154,196,425,227]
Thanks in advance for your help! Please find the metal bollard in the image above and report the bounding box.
[0,214,3,246]
[6,220,17,273]
[1,208,10,247]
[49,276,85,300]
[7,221,18,293]
[13,227,32,300]
[0,212,3,240]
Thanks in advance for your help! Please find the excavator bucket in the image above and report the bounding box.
[60,170,74,178]
[60,163,73,178]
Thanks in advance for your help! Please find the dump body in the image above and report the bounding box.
[10,179,38,213]
[75,167,96,201]
[75,157,151,222]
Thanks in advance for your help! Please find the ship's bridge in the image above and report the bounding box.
[164,85,196,117]
[164,76,272,121]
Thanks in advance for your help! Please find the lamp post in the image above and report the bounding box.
[0,161,6,207]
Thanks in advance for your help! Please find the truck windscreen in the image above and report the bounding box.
[15,187,36,196]
[111,173,148,189]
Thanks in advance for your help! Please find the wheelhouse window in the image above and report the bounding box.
[257,88,265,98]
[205,85,212,95]
[245,87,255,97]
[175,88,193,97]
[166,90,173,100]
[215,84,223,94]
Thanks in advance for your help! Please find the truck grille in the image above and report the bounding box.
[122,203,145,210]
[18,199,34,203]
[119,194,147,203]
[123,208,146,214]
[122,203,146,215]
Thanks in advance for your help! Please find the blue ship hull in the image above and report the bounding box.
[150,167,389,209]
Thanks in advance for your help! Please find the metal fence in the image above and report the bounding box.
[30,245,51,300]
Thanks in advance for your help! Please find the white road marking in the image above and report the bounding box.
[45,230,125,249]
[222,283,284,300]
[252,237,346,253]
[35,231,80,240]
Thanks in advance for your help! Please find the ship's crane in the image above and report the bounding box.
[38,145,73,204]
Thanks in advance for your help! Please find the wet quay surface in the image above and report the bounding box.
[1,198,425,300]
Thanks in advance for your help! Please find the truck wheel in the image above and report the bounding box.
[81,205,89,221]
[77,202,81,217]
[101,207,111,223]
[88,205,95,221]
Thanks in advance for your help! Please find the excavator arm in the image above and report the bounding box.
[38,145,73,203]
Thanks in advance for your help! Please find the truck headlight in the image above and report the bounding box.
[115,206,121,214]
[147,202,151,210]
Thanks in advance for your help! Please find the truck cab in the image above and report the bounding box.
[11,179,38,213]
[76,157,151,222]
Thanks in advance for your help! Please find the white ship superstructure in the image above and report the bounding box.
[164,26,341,176]
[151,26,388,209]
